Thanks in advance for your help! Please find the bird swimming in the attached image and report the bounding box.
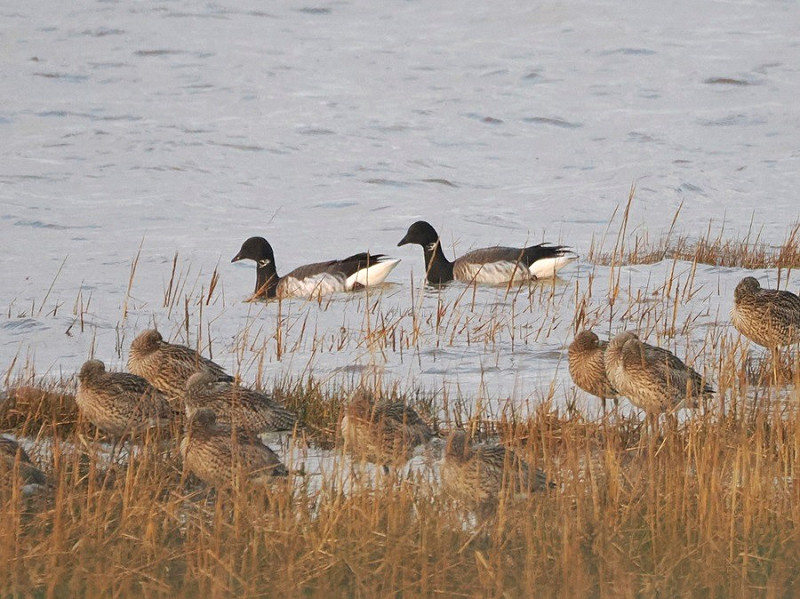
[232,236,400,299]
[397,220,575,285]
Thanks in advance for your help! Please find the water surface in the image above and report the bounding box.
[2,0,799,412]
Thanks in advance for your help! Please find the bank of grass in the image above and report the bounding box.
[587,187,800,269]
[2,371,800,597]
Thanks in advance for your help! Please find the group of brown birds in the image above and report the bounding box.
[57,328,550,515]
[72,329,295,489]
[568,277,800,415]
[4,275,798,514]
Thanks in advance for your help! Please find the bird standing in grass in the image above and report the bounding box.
[128,329,233,409]
[441,430,551,518]
[180,408,288,489]
[184,369,297,435]
[604,332,713,415]
[76,359,172,438]
[340,388,434,473]
[568,330,619,412]
[731,276,800,366]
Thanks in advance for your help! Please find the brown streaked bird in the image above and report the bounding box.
[128,329,233,408]
[731,277,800,350]
[1,436,47,489]
[76,359,172,438]
[180,408,288,489]
[184,369,297,434]
[604,332,713,415]
[340,388,434,472]
[568,330,619,410]
[441,430,551,517]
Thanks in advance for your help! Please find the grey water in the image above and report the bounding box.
[2,0,799,415]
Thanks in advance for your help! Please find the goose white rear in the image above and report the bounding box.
[528,254,577,279]
[346,258,401,289]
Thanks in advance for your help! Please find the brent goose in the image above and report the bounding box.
[568,330,619,411]
[397,220,576,285]
[604,332,713,415]
[128,329,233,409]
[184,369,297,435]
[232,236,400,299]
[731,277,800,350]
[340,388,434,473]
[76,359,172,438]
[180,408,288,489]
[441,430,551,518]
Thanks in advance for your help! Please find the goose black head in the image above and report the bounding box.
[232,236,276,268]
[398,221,440,248]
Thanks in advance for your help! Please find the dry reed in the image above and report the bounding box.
[2,381,800,597]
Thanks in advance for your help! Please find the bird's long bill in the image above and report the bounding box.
[231,252,243,263]
[397,234,411,247]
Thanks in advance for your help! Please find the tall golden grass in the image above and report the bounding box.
[3,379,800,597]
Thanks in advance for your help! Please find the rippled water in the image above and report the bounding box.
[2,0,799,412]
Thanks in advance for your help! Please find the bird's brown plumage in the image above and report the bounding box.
[128,329,232,408]
[605,332,713,414]
[76,359,172,437]
[731,277,800,349]
[0,436,47,488]
[568,330,619,404]
[340,388,434,470]
[441,430,550,517]
[180,408,288,489]
[184,369,297,434]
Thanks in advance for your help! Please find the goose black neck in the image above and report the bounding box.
[422,241,454,285]
[255,263,279,298]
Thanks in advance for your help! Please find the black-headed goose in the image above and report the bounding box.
[397,220,575,285]
[232,236,400,299]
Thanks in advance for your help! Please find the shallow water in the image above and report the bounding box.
[2,0,799,414]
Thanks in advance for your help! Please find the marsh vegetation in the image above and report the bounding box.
[3,201,800,597]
